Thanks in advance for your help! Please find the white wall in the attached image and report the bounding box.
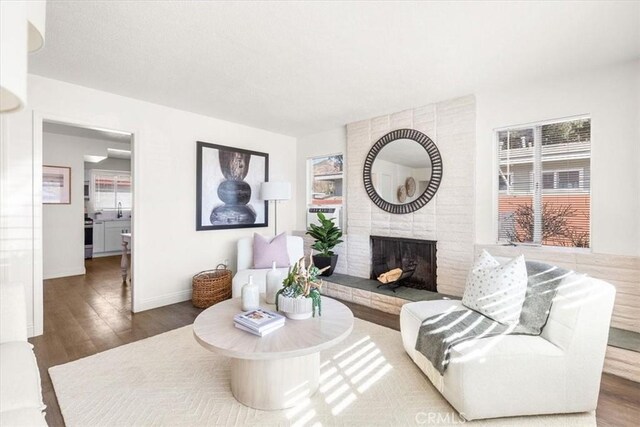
[295,127,346,230]
[476,59,640,256]
[42,132,130,279]
[0,75,297,336]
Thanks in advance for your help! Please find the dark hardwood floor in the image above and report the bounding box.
[30,256,639,426]
[30,256,202,426]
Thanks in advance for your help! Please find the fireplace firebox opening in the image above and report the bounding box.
[370,236,437,292]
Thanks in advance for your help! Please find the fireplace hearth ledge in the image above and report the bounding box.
[321,272,458,315]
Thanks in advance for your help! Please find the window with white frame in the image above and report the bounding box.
[308,154,343,206]
[497,117,591,248]
[91,170,131,210]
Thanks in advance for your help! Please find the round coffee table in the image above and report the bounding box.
[193,295,353,410]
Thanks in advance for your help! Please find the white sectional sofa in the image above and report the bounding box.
[0,283,47,426]
[231,235,304,298]
[400,268,615,421]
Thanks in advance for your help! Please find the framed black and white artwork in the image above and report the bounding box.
[196,141,269,231]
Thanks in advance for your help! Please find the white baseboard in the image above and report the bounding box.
[135,289,192,313]
[92,251,129,258]
[44,267,86,280]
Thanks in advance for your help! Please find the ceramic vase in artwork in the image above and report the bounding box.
[210,150,257,225]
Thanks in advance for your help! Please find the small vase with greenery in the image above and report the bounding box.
[306,212,343,277]
[275,256,326,319]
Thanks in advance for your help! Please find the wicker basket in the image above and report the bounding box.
[192,265,232,309]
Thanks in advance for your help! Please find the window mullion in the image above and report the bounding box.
[506,132,511,195]
[533,126,543,244]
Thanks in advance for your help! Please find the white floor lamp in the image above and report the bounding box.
[260,182,291,235]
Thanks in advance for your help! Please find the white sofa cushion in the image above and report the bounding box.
[400,299,463,357]
[400,271,616,420]
[0,342,45,413]
[0,282,46,426]
[0,408,48,427]
[443,333,566,420]
[401,300,567,420]
[0,283,28,344]
[462,251,528,325]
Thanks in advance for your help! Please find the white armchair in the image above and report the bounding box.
[0,283,47,426]
[400,268,615,420]
[231,235,304,298]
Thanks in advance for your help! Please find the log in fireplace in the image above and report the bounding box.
[370,235,437,292]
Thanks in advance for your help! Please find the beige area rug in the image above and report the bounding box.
[50,319,595,426]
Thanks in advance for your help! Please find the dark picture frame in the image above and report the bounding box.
[196,141,269,231]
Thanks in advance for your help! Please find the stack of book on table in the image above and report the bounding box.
[234,308,285,337]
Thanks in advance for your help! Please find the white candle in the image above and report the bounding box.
[265,261,282,304]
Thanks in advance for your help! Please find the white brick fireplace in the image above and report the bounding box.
[343,95,477,297]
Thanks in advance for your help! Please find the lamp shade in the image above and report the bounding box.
[27,1,47,53]
[0,1,28,113]
[260,182,291,201]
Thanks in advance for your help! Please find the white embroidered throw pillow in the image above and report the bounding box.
[462,251,528,325]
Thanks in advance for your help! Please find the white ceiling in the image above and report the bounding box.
[30,1,640,137]
[43,121,132,143]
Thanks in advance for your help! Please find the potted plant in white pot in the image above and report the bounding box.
[275,256,325,319]
[306,212,343,277]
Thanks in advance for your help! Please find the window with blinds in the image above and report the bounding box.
[497,117,591,248]
[91,170,132,211]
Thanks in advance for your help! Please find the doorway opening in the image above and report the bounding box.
[41,120,135,331]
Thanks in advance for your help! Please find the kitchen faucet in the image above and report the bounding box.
[117,202,123,218]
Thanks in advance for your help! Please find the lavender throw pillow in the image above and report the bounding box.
[253,233,290,268]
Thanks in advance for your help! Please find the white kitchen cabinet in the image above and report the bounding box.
[104,220,131,252]
[94,220,130,254]
[93,222,105,253]
[104,220,131,231]
[104,228,124,252]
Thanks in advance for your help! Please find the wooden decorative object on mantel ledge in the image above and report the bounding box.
[377,268,403,284]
